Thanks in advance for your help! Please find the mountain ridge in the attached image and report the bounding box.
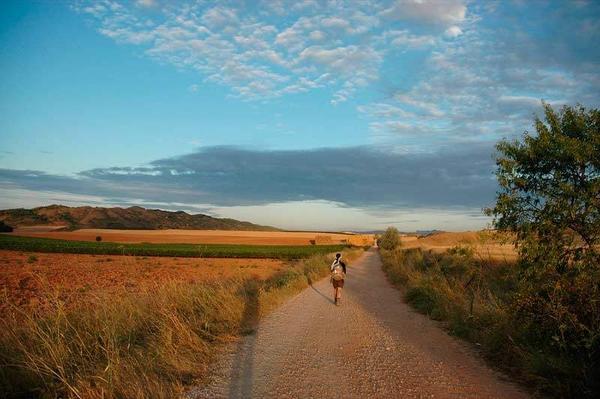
[0,205,279,231]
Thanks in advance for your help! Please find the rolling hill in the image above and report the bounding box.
[0,205,279,231]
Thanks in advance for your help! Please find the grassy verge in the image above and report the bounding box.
[0,248,363,398]
[379,246,597,398]
[0,234,347,259]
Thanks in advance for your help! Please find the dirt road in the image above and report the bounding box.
[191,249,527,398]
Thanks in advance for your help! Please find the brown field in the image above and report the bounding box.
[0,250,285,315]
[10,227,374,246]
[400,231,517,261]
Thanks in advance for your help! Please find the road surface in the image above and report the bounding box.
[190,248,528,398]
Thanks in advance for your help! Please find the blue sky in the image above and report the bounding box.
[1,0,599,231]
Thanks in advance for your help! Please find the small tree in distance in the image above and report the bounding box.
[378,227,401,250]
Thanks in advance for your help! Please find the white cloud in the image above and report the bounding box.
[309,30,325,41]
[358,103,416,119]
[292,0,319,11]
[74,0,474,105]
[135,0,156,8]
[381,0,467,27]
[321,17,350,30]
[299,45,382,74]
[387,30,436,48]
[275,27,302,47]
[358,2,600,149]
[76,0,598,138]
[393,94,444,117]
[298,45,383,104]
[77,1,400,104]
[444,26,463,37]
[82,3,107,17]
[200,6,238,28]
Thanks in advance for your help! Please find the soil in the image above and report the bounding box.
[0,250,284,315]
[190,249,528,398]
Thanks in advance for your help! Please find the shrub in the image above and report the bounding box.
[0,221,13,233]
[95,235,102,242]
[378,227,400,250]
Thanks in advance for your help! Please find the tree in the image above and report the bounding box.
[0,221,13,232]
[378,227,400,250]
[488,102,600,254]
[486,102,600,394]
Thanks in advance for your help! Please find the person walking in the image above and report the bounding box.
[330,253,346,306]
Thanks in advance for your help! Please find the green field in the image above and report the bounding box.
[0,234,347,259]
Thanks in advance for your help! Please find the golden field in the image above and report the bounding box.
[400,231,517,261]
[10,226,374,246]
[0,250,285,316]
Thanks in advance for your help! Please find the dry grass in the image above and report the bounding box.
[400,231,517,262]
[379,246,598,398]
[0,248,363,398]
[0,250,284,316]
[10,228,373,246]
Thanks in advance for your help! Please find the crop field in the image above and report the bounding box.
[400,231,517,261]
[9,227,373,246]
[0,250,286,316]
[0,234,347,259]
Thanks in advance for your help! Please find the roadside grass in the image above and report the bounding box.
[380,246,597,398]
[0,248,363,398]
[0,234,347,259]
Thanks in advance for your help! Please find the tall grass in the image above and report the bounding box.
[380,246,598,398]
[0,249,362,398]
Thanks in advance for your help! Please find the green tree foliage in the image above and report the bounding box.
[378,227,401,250]
[487,102,600,396]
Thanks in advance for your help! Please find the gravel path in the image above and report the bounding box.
[190,248,528,398]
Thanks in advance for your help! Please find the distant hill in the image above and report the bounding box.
[416,230,443,237]
[0,205,279,231]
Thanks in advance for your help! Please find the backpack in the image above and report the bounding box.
[331,263,345,281]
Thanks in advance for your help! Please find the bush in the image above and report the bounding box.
[0,221,13,233]
[378,227,400,250]
[95,235,102,242]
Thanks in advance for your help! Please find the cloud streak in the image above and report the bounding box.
[0,144,497,210]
